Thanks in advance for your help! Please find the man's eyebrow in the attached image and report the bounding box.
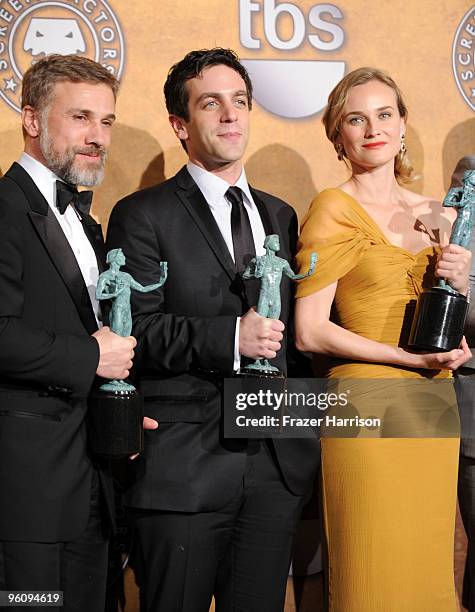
[195,90,248,102]
[67,107,92,114]
[66,108,116,120]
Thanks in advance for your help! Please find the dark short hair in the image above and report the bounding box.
[21,54,119,111]
[164,48,253,120]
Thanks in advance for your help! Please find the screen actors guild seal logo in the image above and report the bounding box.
[0,0,125,113]
[24,18,86,56]
[452,6,475,112]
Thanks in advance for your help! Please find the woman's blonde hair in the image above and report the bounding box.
[322,67,415,183]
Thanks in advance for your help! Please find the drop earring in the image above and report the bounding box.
[400,133,406,153]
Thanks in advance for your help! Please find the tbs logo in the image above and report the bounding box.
[239,0,346,119]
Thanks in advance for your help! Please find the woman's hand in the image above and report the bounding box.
[405,336,472,370]
[436,244,472,295]
[296,288,473,372]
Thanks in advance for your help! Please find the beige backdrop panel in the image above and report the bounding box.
[0,0,473,228]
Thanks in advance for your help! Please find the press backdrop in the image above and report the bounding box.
[0,0,473,225]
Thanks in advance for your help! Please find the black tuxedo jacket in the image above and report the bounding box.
[0,162,110,542]
[106,166,319,512]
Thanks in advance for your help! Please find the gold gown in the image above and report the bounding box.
[295,189,459,612]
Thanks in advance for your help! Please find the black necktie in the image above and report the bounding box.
[56,180,93,216]
[226,186,255,272]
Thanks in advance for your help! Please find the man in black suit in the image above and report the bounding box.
[0,54,136,611]
[107,48,319,611]
[452,156,475,611]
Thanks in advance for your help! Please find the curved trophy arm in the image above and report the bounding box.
[286,252,318,280]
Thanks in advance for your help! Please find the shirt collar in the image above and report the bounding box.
[17,152,62,209]
[186,161,254,210]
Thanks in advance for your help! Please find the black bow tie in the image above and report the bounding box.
[56,181,93,216]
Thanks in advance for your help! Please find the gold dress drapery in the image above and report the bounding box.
[296,189,459,612]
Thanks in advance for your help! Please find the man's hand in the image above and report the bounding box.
[143,416,159,430]
[239,309,284,359]
[130,416,159,460]
[92,326,137,379]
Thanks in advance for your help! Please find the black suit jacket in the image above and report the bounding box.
[106,166,319,512]
[0,162,110,542]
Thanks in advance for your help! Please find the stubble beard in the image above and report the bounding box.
[39,117,107,187]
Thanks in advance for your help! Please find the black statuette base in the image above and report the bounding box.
[88,389,143,456]
[408,287,468,352]
[235,367,284,378]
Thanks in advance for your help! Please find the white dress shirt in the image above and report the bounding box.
[186,162,266,369]
[18,152,102,327]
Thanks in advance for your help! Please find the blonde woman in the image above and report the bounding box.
[295,68,471,610]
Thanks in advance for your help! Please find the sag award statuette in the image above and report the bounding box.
[239,234,317,376]
[409,169,475,351]
[88,248,167,455]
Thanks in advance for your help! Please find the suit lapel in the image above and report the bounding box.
[237,187,276,310]
[79,213,110,325]
[250,187,295,262]
[6,163,99,334]
[250,187,276,237]
[175,167,237,282]
[80,213,107,274]
[174,167,286,312]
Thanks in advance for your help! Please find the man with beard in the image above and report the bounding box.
[0,54,136,611]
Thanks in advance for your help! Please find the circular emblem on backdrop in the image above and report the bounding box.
[452,5,475,112]
[0,0,125,113]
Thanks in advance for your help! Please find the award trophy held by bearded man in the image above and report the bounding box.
[88,248,167,455]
